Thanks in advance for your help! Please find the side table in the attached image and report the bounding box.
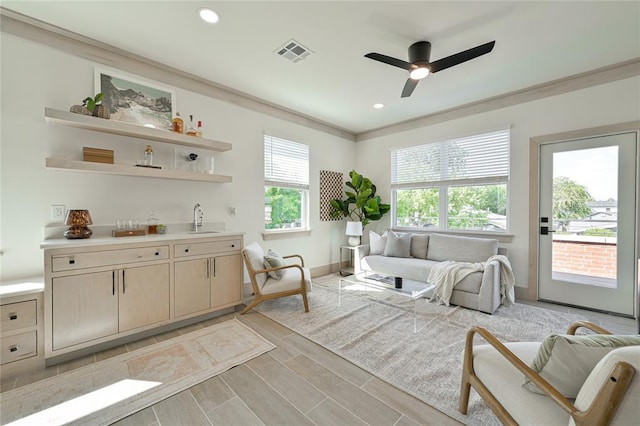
[339,245,366,276]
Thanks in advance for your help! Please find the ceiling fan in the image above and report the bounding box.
[365,40,496,98]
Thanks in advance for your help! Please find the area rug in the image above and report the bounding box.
[0,319,275,426]
[255,274,590,425]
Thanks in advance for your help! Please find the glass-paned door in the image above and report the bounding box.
[538,132,638,316]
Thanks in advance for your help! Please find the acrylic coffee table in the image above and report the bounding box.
[338,272,435,333]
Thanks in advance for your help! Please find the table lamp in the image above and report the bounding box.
[345,221,363,246]
[64,209,93,239]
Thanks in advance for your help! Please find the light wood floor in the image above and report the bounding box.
[1,302,637,426]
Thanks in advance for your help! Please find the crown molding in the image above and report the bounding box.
[0,7,357,142]
[2,7,638,143]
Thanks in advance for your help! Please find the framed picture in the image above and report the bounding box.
[94,67,176,130]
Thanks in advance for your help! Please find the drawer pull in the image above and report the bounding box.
[185,248,189,253]
[9,314,18,320]
[155,251,160,256]
[69,259,75,264]
[9,346,18,352]
[231,244,235,248]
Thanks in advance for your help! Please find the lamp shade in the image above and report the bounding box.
[64,209,93,226]
[345,221,363,236]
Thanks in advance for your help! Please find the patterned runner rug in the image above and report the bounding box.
[255,273,588,425]
[1,319,275,425]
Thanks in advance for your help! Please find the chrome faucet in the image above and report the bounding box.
[193,203,203,231]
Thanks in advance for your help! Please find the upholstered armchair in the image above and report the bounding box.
[240,242,311,314]
[460,321,640,425]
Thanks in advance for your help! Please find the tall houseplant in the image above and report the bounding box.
[330,170,391,228]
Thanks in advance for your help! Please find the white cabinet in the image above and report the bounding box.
[43,234,243,362]
[52,271,118,350]
[1,286,44,380]
[174,238,242,318]
[44,107,233,183]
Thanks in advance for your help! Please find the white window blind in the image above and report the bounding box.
[391,128,510,189]
[264,134,309,189]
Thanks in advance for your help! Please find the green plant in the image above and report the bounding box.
[329,170,390,227]
[82,93,104,112]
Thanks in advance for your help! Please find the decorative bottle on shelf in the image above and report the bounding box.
[196,120,204,137]
[172,112,184,134]
[186,115,197,136]
[144,144,154,166]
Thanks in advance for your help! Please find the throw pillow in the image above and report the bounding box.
[369,230,387,255]
[523,334,640,398]
[383,230,412,258]
[410,234,429,259]
[263,249,287,280]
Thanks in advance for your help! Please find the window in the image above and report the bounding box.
[391,128,510,232]
[264,134,309,230]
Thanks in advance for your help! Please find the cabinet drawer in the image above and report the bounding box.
[52,246,169,271]
[1,300,37,332]
[1,331,37,365]
[175,239,241,258]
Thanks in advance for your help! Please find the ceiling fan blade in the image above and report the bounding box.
[401,78,419,98]
[365,53,412,71]
[429,41,495,73]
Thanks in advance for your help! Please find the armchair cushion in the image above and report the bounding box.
[243,242,267,287]
[571,346,640,425]
[264,248,286,279]
[261,266,311,295]
[524,334,640,398]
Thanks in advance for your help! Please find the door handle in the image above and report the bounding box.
[540,226,556,235]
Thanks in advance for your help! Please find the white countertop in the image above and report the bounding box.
[41,225,244,249]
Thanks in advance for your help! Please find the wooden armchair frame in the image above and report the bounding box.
[240,249,309,315]
[460,321,635,426]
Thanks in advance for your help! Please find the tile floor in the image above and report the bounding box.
[1,300,637,425]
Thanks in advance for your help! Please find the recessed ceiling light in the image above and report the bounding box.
[373,103,384,109]
[199,8,219,24]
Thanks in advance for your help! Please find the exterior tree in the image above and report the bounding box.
[553,177,593,219]
[265,187,301,229]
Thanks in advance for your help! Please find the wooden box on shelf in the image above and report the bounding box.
[83,147,114,164]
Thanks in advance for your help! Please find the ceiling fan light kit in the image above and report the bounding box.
[365,40,496,98]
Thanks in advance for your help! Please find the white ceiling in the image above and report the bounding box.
[3,1,640,134]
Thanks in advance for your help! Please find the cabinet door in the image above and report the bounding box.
[52,271,118,350]
[119,264,170,332]
[174,258,210,317]
[211,253,242,308]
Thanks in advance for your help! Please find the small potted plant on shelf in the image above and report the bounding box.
[70,93,110,119]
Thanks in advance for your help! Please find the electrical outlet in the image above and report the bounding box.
[51,205,66,222]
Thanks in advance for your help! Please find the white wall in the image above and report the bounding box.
[355,76,640,289]
[0,34,356,281]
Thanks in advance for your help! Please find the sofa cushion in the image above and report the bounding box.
[369,230,387,255]
[410,234,429,259]
[384,230,411,258]
[427,233,498,263]
[360,255,482,294]
[523,334,640,398]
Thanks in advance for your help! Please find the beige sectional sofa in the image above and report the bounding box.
[360,231,503,314]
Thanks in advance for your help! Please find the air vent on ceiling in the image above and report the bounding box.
[275,39,314,63]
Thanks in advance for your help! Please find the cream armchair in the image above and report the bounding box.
[240,242,311,314]
[459,321,639,425]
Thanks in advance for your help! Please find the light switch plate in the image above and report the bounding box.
[51,205,65,222]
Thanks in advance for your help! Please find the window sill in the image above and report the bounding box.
[391,227,514,243]
[262,229,312,241]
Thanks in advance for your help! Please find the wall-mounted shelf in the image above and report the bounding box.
[44,108,232,152]
[46,158,232,183]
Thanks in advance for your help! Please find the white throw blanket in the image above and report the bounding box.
[428,254,515,307]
